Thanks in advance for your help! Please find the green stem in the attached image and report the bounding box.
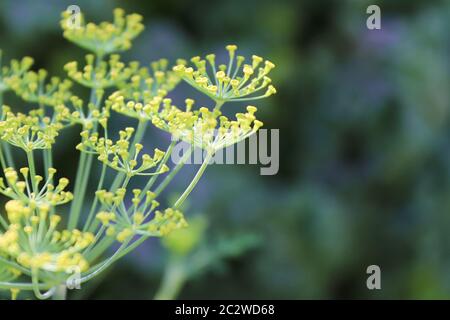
[0,214,8,229]
[43,148,53,180]
[154,256,186,300]
[3,142,14,168]
[213,100,225,111]
[80,239,130,284]
[67,150,87,229]
[132,120,148,153]
[0,256,32,275]
[0,281,54,291]
[87,233,147,267]
[0,144,6,170]
[128,145,192,215]
[85,236,115,261]
[68,53,103,229]
[26,150,38,193]
[173,151,212,209]
[0,92,13,168]
[153,147,193,198]
[52,284,67,300]
[32,269,55,300]
[84,163,107,231]
[69,151,94,228]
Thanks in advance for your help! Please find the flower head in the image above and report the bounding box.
[0,108,63,151]
[173,45,276,104]
[0,167,73,208]
[55,93,109,130]
[154,99,263,153]
[95,188,187,241]
[65,54,139,89]
[117,58,181,105]
[0,213,93,274]
[61,8,144,55]
[109,94,263,153]
[77,127,169,176]
[8,69,72,107]
[109,90,166,122]
[0,51,34,93]
[0,179,93,275]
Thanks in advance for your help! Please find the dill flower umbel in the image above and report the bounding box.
[77,127,169,176]
[95,188,187,241]
[0,51,34,93]
[117,58,181,104]
[55,94,109,130]
[64,54,139,89]
[152,100,264,153]
[61,8,144,56]
[0,108,62,152]
[0,7,277,300]
[173,45,276,106]
[8,69,72,107]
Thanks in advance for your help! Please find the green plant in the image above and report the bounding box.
[0,8,276,299]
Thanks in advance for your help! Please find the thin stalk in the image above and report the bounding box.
[0,281,54,291]
[114,235,148,260]
[85,236,115,261]
[173,151,212,209]
[153,147,193,197]
[68,53,103,229]
[0,214,8,229]
[3,142,14,168]
[68,150,95,229]
[80,239,130,284]
[32,269,55,300]
[83,163,107,231]
[128,146,192,215]
[26,150,38,193]
[52,285,67,300]
[0,145,6,170]
[154,256,186,300]
[0,92,13,168]
[213,100,225,111]
[67,151,87,228]
[43,148,53,180]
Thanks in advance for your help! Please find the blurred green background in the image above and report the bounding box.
[1,0,450,299]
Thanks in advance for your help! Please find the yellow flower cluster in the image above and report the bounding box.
[147,208,188,236]
[0,167,73,207]
[55,94,109,130]
[173,45,276,104]
[154,102,263,153]
[95,188,187,241]
[0,199,94,273]
[77,127,169,176]
[117,58,181,105]
[64,54,139,89]
[7,69,72,107]
[0,51,34,93]
[0,107,62,151]
[61,8,144,55]
[109,93,264,153]
[109,90,166,121]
